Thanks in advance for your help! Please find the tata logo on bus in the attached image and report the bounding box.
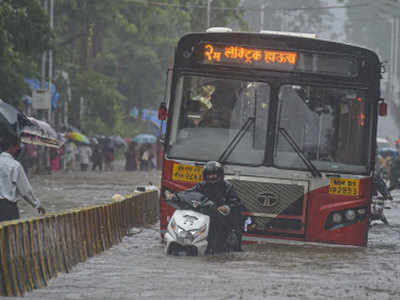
[329,178,360,196]
[202,43,297,70]
[257,192,278,208]
[172,163,203,183]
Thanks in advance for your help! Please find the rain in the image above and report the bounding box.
[1,1,400,299]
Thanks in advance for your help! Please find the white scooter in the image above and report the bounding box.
[164,191,215,256]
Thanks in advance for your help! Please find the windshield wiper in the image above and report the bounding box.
[278,127,322,178]
[218,117,255,163]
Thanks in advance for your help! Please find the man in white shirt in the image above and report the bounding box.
[78,144,92,172]
[0,134,46,222]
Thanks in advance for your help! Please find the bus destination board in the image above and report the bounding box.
[200,43,358,77]
[202,43,297,71]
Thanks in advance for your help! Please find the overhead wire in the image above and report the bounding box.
[128,0,369,12]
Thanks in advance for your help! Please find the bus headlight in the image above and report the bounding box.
[332,213,343,224]
[357,208,366,215]
[345,209,356,221]
[325,206,368,230]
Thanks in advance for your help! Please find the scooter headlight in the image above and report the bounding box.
[169,221,188,239]
[170,219,177,232]
[189,224,207,240]
[170,219,185,237]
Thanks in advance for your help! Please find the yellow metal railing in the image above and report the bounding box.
[0,190,158,296]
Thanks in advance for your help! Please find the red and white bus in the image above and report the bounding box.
[158,29,387,247]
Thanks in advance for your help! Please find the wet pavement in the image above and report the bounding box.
[17,160,161,219]
[8,168,400,299]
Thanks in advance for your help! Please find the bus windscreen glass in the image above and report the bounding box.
[275,85,369,173]
[168,75,270,165]
[201,43,358,77]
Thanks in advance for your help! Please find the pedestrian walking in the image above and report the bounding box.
[91,144,103,172]
[139,143,154,171]
[78,144,92,172]
[103,138,115,171]
[125,142,137,171]
[64,141,77,172]
[0,134,46,222]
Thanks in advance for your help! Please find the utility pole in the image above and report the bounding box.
[393,17,399,102]
[49,0,54,126]
[62,71,70,128]
[260,1,269,31]
[207,0,213,28]
[41,0,48,94]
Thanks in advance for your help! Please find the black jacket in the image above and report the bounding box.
[372,174,391,199]
[184,180,243,252]
[187,180,242,209]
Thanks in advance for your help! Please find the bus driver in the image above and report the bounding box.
[199,82,239,128]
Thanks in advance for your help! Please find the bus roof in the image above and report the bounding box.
[259,30,317,39]
[177,31,380,61]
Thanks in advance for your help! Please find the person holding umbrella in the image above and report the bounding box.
[0,134,46,221]
[125,141,137,171]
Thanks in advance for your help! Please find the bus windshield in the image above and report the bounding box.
[168,75,270,165]
[275,85,369,173]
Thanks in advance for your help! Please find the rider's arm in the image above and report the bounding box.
[374,174,393,200]
[217,183,243,215]
[185,183,202,194]
[225,183,243,208]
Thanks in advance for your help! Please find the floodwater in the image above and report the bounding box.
[12,165,400,299]
[18,160,161,219]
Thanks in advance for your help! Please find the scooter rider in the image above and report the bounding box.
[389,154,400,191]
[370,173,393,225]
[373,173,393,200]
[186,161,243,253]
[166,161,244,253]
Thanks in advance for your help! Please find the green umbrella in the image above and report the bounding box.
[132,133,157,144]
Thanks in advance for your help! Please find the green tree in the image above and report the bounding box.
[52,0,246,135]
[0,0,51,106]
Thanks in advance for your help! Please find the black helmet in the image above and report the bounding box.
[203,161,224,184]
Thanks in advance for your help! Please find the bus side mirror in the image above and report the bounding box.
[158,102,168,120]
[379,101,387,116]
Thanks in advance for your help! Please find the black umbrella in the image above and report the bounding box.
[0,99,33,136]
[111,135,128,148]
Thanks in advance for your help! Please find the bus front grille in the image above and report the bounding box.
[228,178,306,233]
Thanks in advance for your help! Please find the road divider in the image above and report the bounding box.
[0,190,158,296]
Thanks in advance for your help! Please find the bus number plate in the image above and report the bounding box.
[329,178,360,196]
[172,163,203,183]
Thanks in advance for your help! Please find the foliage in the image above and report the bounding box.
[0,0,51,106]
[0,0,245,135]
[51,0,244,135]
[72,69,126,131]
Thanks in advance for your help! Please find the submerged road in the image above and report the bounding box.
[11,166,400,300]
